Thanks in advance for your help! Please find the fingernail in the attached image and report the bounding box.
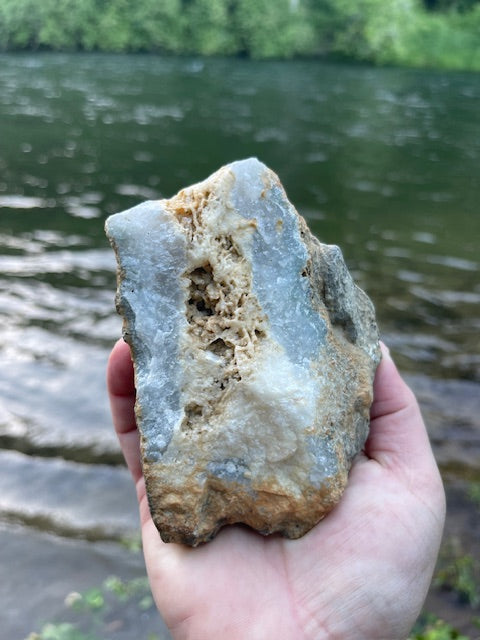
[379,340,392,361]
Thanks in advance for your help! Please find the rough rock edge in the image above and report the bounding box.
[107,160,381,546]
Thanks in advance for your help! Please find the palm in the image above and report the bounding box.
[108,340,445,640]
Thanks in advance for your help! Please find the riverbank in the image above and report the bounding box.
[1,0,480,71]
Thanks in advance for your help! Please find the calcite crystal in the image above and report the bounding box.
[105,158,380,546]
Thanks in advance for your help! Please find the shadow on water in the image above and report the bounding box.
[0,53,479,638]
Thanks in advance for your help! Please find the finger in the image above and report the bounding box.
[107,339,143,482]
[365,342,436,473]
[107,338,135,400]
[370,342,416,421]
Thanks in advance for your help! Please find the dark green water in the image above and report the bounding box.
[0,54,479,637]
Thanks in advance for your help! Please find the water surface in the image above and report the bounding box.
[0,53,478,637]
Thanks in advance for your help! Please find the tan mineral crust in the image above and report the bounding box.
[105,158,381,546]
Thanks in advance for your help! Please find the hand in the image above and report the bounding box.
[107,340,445,640]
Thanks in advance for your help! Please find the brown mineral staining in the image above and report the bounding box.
[105,158,380,546]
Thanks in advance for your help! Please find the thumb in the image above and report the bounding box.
[365,342,436,473]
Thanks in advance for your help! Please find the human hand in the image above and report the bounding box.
[107,340,445,640]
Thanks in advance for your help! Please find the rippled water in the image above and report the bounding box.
[0,54,479,637]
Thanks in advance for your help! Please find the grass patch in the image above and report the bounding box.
[468,483,480,510]
[409,614,470,639]
[25,575,163,640]
[434,539,480,608]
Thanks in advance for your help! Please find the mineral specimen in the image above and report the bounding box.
[105,158,380,546]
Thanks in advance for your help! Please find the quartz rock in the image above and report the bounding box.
[105,158,381,546]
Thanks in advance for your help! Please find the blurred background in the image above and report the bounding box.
[0,2,479,639]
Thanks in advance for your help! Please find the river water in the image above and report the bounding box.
[0,54,479,637]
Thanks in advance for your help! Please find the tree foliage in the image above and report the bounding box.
[182,0,237,56]
[423,0,480,12]
[234,0,316,58]
[0,0,479,70]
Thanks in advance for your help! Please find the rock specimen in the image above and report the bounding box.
[105,158,380,546]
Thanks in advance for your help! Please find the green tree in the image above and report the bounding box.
[0,0,43,49]
[0,0,479,69]
[397,4,480,69]
[235,0,316,58]
[363,0,420,64]
[94,0,133,51]
[319,0,418,62]
[303,0,346,53]
[130,0,184,53]
[182,0,237,56]
[36,0,96,50]
[423,0,480,11]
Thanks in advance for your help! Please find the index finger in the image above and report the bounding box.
[107,338,142,481]
[107,338,135,401]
